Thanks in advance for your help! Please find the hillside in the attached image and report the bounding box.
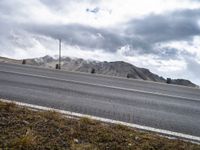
[1,100,200,149]
[0,55,197,87]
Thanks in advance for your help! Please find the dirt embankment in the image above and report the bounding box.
[0,100,200,150]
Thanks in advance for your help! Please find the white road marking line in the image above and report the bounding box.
[0,62,199,90]
[1,99,200,144]
[0,70,199,102]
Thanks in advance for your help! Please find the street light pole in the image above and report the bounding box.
[59,39,61,69]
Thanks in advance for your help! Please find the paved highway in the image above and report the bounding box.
[0,62,200,138]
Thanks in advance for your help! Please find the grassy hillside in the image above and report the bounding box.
[0,100,200,150]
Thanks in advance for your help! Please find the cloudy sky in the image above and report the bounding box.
[0,0,200,85]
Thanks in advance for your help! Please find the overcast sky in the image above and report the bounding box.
[0,0,200,85]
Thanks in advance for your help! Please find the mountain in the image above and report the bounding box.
[0,55,197,87]
[26,55,197,87]
[0,56,21,64]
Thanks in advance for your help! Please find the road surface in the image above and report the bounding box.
[0,62,200,138]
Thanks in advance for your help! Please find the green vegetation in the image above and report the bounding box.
[0,100,200,150]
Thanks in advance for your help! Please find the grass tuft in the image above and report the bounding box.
[39,110,62,120]
[12,129,37,149]
[0,101,16,112]
[0,100,200,150]
[79,117,99,125]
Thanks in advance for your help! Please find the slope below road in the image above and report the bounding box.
[1,100,200,149]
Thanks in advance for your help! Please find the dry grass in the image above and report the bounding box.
[0,100,200,150]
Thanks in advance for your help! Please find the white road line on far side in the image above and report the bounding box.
[0,62,199,90]
[1,99,200,144]
[0,70,199,102]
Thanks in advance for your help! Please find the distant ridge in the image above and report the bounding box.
[0,55,197,87]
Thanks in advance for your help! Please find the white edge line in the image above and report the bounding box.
[1,61,199,90]
[0,70,199,102]
[1,99,200,144]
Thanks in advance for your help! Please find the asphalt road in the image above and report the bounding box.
[0,62,200,138]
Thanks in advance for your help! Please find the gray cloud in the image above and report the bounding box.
[24,23,157,55]
[40,0,100,11]
[0,0,26,19]
[0,20,17,55]
[25,24,125,52]
[40,0,100,5]
[1,0,199,59]
[86,7,100,14]
[156,47,179,59]
[126,9,200,44]
[188,61,200,76]
[22,9,200,58]
[0,0,200,61]
[185,58,200,84]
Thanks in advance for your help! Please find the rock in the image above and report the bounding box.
[74,138,79,144]
[22,120,30,125]
[135,136,139,141]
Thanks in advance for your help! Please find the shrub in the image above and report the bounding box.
[166,78,172,84]
[91,68,95,74]
[22,60,26,64]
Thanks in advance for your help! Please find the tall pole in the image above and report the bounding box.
[59,39,61,69]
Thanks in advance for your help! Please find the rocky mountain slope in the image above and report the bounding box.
[26,55,197,87]
[0,55,197,87]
